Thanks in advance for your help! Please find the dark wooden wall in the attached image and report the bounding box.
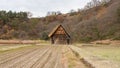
[51,34,70,44]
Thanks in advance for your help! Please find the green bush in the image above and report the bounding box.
[40,32,49,40]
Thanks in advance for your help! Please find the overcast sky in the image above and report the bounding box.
[0,0,91,17]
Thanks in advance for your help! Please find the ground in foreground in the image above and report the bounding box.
[0,45,89,68]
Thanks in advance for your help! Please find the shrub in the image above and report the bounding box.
[40,32,49,40]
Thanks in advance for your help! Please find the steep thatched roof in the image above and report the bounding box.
[48,24,70,37]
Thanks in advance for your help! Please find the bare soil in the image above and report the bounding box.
[0,45,89,68]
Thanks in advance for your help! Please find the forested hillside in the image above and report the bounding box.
[0,0,120,42]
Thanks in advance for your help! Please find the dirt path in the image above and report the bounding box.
[0,45,89,68]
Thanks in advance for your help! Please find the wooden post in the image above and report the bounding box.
[51,37,54,44]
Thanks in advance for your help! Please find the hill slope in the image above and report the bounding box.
[0,0,120,42]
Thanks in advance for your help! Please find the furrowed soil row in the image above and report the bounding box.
[0,45,91,68]
[0,46,47,68]
[20,46,51,68]
[8,46,50,68]
[51,47,60,68]
[0,47,38,62]
[62,46,69,68]
[42,46,60,68]
[53,46,64,68]
[0,47,32,59]
[0,46,42,60]
[0,48,37,64]
[0,46,43,62]
[31,46,54,68]
[0,46,38,58]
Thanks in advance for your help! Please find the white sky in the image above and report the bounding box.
[0,0,91,17]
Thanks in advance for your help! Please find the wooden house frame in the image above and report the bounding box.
[48,24,71,44]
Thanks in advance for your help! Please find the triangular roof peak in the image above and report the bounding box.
[48,24,70,37]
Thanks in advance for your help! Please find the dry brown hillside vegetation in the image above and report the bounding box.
[0,0,120,42]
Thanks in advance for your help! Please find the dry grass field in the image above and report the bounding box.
[78,44,120,62]
[71,44,120,68]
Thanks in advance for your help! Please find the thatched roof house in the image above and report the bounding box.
[48,24,71,44]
